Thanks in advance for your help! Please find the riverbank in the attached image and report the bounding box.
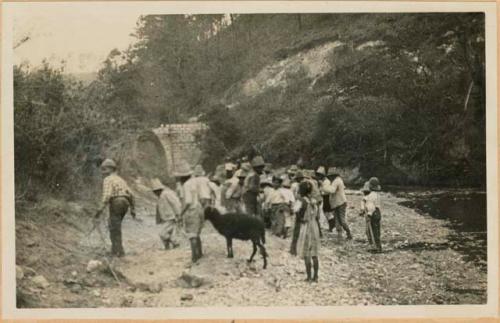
[15,189,486,307]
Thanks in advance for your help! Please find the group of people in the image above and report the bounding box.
[94,155,383,283]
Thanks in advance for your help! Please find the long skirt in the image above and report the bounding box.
[184,206,204,239]
[297,219,321,258]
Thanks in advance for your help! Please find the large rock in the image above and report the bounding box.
[86,260,104,273]
[31,275,50,289]
[178,271,206,288]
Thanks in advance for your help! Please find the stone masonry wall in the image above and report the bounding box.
[152,123,207,176]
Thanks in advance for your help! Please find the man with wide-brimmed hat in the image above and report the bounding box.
[323,167,352,240]
[220,162,237,210]
[94,158,136,257]
[243,155,266,217]
[152,178,182,250]
[175,161,204,263]
[225,168,247,213]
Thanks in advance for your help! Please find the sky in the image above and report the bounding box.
[13,5,141,74]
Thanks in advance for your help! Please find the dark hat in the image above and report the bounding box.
[368,177,381,191]
[294,170,305,179]
[251,155,265,167]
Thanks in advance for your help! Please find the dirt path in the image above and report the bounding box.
[93,191,486,307]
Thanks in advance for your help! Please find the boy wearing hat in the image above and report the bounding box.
[175,161,204,263]
[264,176,288,238]
[360,177,383,252]
[95,158,136,257]
[225,168,247,213]
[323,167,352,240]
[152,179,182,250]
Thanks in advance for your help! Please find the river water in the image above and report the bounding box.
[388,187,487,270]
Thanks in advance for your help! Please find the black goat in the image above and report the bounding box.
[204,206,268,269]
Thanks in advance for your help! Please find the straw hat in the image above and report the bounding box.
[241,162,252,172]
[151,178,165,192]
[235,169,248,178]
[260,176,272,187]
[251,155,265,168]
[101,158,117,169]
[369,177,381,191]
[316,166,326,176]
[194,165,205,177]
[224,162,236,171]
[173,161,193,177]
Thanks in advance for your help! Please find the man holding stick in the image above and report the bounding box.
[94,158,136,257]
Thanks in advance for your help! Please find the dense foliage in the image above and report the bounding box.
[14,13,486,193]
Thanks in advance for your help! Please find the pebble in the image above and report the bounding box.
[31,275,50,289]
[180,293,194,301]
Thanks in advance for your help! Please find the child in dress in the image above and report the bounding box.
[294,181,321,283]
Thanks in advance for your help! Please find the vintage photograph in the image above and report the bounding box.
[4,2,495,314]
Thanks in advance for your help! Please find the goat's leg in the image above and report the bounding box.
[226,237,234,258]
[248,240,257,263]
[257,242,268,269]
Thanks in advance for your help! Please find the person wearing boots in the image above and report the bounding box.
[323,167,352,241]
[295,181,320,283]
[152,179,182,250]
[94,158,136,257]
[175,162,204,263]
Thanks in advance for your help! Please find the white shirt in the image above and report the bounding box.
[157,187,182,221]
[178,177,201,210]
[322,177,347,208]
[361,191,381,215]
[279,187,295,205]
[193,176,215,200]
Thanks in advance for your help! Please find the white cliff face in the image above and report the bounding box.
[241,41,344,98]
